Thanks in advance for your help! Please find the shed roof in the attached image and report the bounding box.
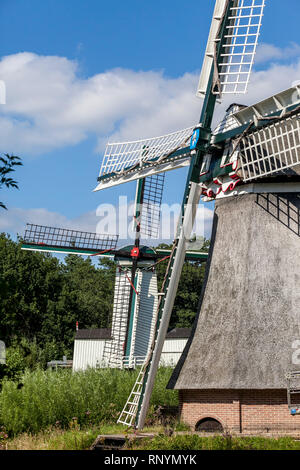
[75,327,191,341]
[75,328,112,340]
[166,328,191,339]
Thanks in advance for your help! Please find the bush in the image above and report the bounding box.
[0,367,177,436]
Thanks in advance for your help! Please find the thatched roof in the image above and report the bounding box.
[168,192,300,390]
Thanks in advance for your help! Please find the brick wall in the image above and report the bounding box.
[179,389,300,435]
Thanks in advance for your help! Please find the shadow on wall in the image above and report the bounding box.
[256,193,300,237]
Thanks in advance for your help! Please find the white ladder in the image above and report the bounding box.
[117,364,146,426]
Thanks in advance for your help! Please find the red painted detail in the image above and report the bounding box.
[222,183,232,193]
[91,249,112,257]
[229,179,241,191]
[133,215,141,231]
[229,173,239,180]
[207,189,216,198]
[38,242,46,246]
[130,247,140,258]
[231,160,239,171]
[125,273,139,296]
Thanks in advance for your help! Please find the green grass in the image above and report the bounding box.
[5,424,167,450]
[5,426,300,451]
[130,434,300,450]
[0,367,177,436]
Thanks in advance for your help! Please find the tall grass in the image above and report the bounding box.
[0,367,177,436]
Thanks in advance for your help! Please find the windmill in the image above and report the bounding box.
[93,0,273,429]
[21,191,207,369]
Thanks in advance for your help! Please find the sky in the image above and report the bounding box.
[0,0,300,249]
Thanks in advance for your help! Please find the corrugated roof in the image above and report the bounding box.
[75,328,112,340]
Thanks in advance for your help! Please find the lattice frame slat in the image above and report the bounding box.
[23,224,118,251]
[218,0,265,94]
[238,111,300,181]
[99,127,194,178]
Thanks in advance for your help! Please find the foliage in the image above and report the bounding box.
[155,240,209,329]
[0,233,116,359]
[0,367,177,436]
[0,154,22,210]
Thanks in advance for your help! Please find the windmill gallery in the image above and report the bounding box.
[22,0,300,434]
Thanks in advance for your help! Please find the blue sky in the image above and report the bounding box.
[1,0,300,247]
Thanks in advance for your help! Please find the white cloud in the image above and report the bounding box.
[0,207,100,239]
[0,52,200,155]
[1,48,300,156]
[0,201,214,245]
[255,42,300,65]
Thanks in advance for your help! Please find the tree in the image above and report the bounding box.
[0,234,116,360]
[0,154,22,209]
[154,240,210,329]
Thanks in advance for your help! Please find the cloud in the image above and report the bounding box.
[0,201,214,246]
[1,48,300,157]
[0,52,200,155]
[255,42,300,65]
[0,207,101,239]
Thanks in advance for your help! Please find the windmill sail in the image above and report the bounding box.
[22,224,118,253]
[238,108,300,182]
[103,262,159,368]
[94,127,195,190]
[103,266,132,367]
[0,341,5,365]
[139,173,165,239]
[197,0,266,97]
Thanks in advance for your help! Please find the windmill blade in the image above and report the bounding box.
[237,107,300,182]
[22,224,118,254]
[94,127,195,191]
[139,173,165,240]
[0,341,6,365]
[197,0,266,98]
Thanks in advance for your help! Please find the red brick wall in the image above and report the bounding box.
[179,389,300,435]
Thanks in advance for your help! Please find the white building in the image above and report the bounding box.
[72,327,191,371]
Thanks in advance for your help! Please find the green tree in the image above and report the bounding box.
[0,154,22,209]
[0,234,116,360]
[155,240,210,329]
